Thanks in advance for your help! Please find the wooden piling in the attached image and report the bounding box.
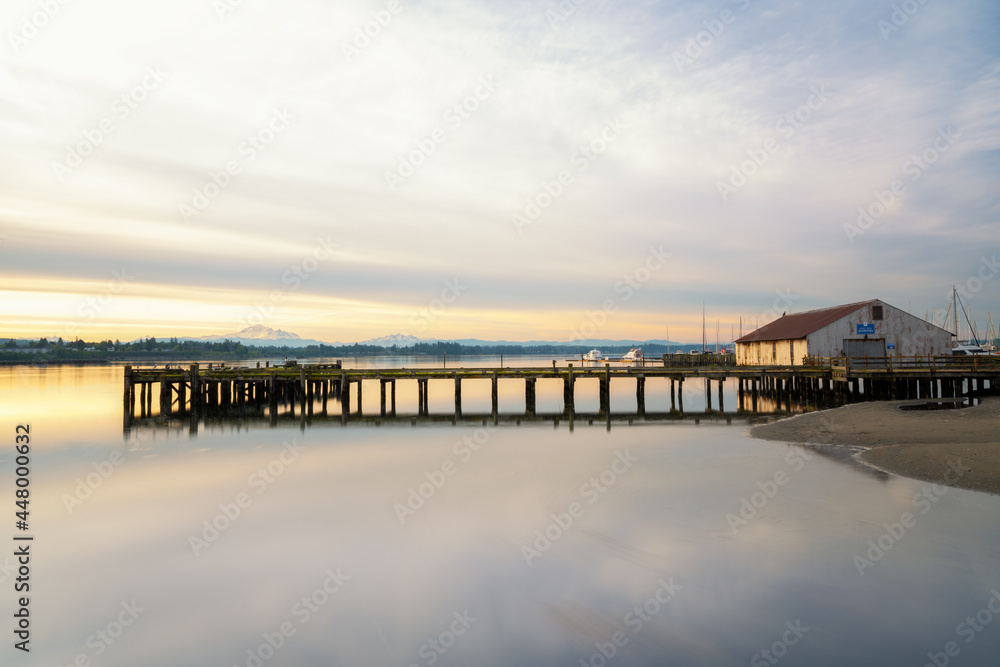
[525,378,536,416]
[190,364,200,415]
[340,374,350,415]
[564,364,575,413]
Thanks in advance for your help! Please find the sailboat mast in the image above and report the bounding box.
[702,301,706,353]
[953,286,959,340]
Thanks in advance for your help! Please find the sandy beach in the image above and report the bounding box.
[751,397,1000,496]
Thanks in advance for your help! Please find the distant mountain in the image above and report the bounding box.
[219,325,302,340]
[360,333,431,347]
[187,326,333,348]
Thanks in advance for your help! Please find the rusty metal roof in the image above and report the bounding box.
[735,300,875,343]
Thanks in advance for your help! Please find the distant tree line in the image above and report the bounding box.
[1,337,684,363]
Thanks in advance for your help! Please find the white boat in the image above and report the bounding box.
[951,344,989,356]
[622,348,644,362]
[583,349,602,361]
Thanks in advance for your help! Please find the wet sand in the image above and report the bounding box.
[750,397,1000,496]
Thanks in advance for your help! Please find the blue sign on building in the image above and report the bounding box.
[857,323,876,335]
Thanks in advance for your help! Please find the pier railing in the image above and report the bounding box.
[806,355,1000,373]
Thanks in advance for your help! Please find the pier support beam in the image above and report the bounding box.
[340,374,350,418]
[491,373,499,417]
[454,377,462,418]
[564,365,575,414]
[636,376,645,416]
[525,378,536,416]
[159,378,170,416]
[190,364,200,416]
[599,364,610,415]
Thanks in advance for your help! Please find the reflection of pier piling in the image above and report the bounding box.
[123,358,1000,432]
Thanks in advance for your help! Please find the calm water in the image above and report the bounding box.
[1,359,999,667]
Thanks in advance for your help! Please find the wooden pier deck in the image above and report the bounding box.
[122,357,1000,430]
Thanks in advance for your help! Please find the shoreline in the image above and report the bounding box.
[750,397,1000,496]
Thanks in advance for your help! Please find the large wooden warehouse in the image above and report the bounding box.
[734,299,954,366]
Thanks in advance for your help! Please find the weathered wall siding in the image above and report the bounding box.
[736,338,806,365]
[806,300,952,358]
[737,300,954,365]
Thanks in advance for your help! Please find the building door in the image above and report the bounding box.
[844,339,886,366]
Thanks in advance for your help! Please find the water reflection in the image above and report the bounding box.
[3,364,999,667]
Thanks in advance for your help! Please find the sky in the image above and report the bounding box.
[1,0,998,344]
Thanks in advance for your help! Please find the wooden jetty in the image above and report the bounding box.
[122,356,1000,431]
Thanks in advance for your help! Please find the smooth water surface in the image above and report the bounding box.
[1,362,998,667]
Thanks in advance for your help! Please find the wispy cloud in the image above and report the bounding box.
[1,0,998,341]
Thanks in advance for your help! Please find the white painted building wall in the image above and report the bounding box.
[804,300,953,360]
[736,300,954,365]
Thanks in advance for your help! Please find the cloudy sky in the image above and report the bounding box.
[1,0,998,344]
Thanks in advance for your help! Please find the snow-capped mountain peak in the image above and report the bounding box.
[226,325,302,340]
